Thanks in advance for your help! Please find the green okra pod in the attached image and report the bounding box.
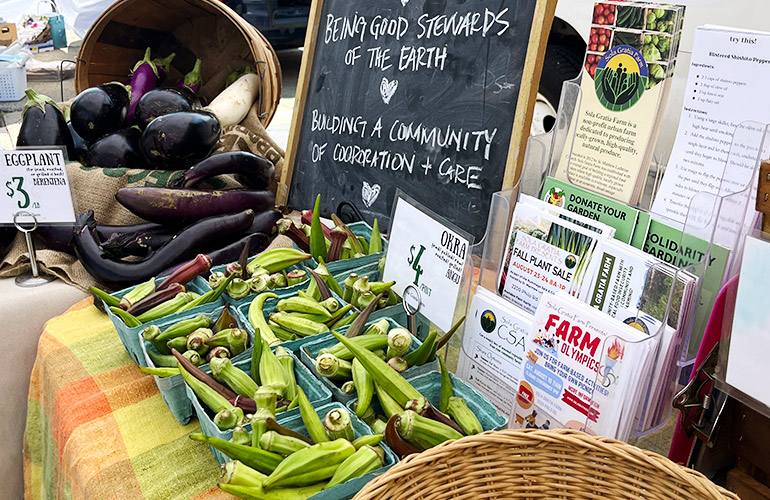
[119,277,155,310]
[89,286,121,308]
[296,386,328,444]
[325,444,384,489]
[189,433,282,474]
[353,358,374,418]
[109,306,142,327]
[368,218,382,255]
[247,292,279,346]
[157,314,213,342]
[259,431,310,457]
[309,195,327,262]
[262,438,355,489]
[403,330,437,367]
[438,355,453,414]
[139,365,179,377]
[331,331,421,407]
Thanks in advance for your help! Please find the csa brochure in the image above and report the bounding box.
[512,292,652,438]
[498,198,610,314]
[457,287,531,416]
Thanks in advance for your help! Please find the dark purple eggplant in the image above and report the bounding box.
[85,127,144,168]
[0,226,17,260]
[140,111,221,170]
[135,89,193,130]
[16,90,74,152]
[158,232,269,278]
[34,219,172,256]
[73,209,255,288]
[170,151,275,190]
[67,122,90,164]
[249,209,282,236]
[99,226,177,258]
[70,83,130,142]
[115,187,275,225]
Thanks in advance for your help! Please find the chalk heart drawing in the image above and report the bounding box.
[362,181,381,208]
[380,77,399,105]
[401,0,409,5]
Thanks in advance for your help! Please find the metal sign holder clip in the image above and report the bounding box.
[13,211,55,287]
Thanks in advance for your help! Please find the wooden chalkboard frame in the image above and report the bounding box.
[278,0,557,209]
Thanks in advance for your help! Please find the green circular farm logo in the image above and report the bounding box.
[564,255,577,269]
[480,310,496,333]
[594,45,648,111]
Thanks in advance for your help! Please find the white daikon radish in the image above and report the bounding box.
[204,73,260,128]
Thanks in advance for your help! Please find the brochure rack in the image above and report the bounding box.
[457,68,769,439]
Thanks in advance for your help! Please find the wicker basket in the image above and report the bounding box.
[75,0,281,126]
[353,429,740,500]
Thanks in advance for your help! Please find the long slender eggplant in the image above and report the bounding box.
[99,226,177,258]
[85,127,144,168]
[115,187,275,225]
[74,210,255,288]
[157,232,269,278]
[140,111,221,170]
[34,224,76,255]
[249,209,282,236]
[170,151,275,190]
[16,90,74,152]
[135,89,193,130]
[67,122,90,164]
[69,83,130,142]
[35,220,172,256]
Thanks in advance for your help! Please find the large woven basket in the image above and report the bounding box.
[353,429,740,500]
[75,0,281,126]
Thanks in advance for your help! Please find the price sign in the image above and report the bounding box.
[0,149,76,224]
[383,193,473,332]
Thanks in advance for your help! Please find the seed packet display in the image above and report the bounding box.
[497,200,605,314]
[457,287,532,416]
[514,292,650,438]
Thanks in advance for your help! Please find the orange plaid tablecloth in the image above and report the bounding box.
[23,297,232,500]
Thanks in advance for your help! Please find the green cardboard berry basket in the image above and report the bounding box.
[331,263,432,342]
[186,350,332,462]
[104,276,220,366]
[298,317,438,405]
[346,370,508,432]
[234,287,354,352]
[139,303,254,424]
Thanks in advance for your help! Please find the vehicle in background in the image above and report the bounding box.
[223,0,310,49]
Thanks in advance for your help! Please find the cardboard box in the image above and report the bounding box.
[0,23,17,46]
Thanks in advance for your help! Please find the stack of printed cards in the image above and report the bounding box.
[512,291,653,438]
[497,195,613,314]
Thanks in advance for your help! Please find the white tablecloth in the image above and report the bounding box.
[0,278,86,500]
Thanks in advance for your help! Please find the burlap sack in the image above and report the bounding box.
[0,102,286,291]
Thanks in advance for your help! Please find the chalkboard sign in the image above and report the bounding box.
[281,0,556,240]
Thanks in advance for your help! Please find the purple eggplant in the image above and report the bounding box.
[158,232,270,278]
[175,58,202,95]
[135,89,194,130]
[248,209,282,235]
[125,48,176,124]
[85,127,144,168]
[16,90,74,152]
[170,151,275,190]
[74,209,255,288]
[140,111,221,169]
[67,122,89,164]
[70,83,130,142]
[35,220,172,256]
[115,186,275,225]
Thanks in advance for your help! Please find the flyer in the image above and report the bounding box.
[541,176,641,244]
[498,201,604,314]
[456,287,531,416]
[513,292,651,438]
[553,2,686,204]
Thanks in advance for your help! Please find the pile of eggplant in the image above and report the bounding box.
[17,47,280,289]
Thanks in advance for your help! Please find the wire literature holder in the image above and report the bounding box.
[456,66,769,439]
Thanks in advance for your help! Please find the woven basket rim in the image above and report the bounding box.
[352,429,740,500]
[74,0,282,126]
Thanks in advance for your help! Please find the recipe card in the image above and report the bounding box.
[652,26,770,224]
